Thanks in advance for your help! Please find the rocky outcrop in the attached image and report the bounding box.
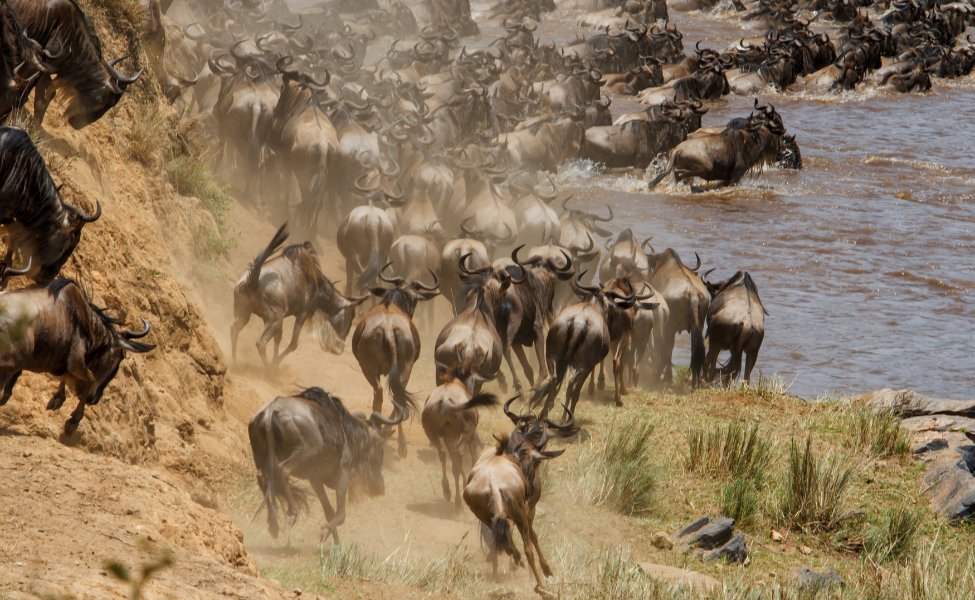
[675,516,748,564]
[857,389,975,521]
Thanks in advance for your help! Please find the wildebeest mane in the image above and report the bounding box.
[296,386,374,465]
[0,127,65,234]
[378,286,416,316]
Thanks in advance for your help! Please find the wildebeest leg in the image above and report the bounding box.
[502,343,523,393]
[0,370,22,405]
[613,338,628,406]
[448,444,465,510]
[743,347,759,384]
[722,351,743,386]
[64,397,86,437]
[432,437,451,501]
[534,325,549,384]
[513,345,534,387]
[47,382,67,411]
[511,509,549,598]
[310,479,340,546]
[256,320,284,375]
[596,357,606,391]
[527,522,554,578]
[230,313,251,366]
[345,258,355,297]
[321,471,349,544]
[272,311,311,368]
[32,75,55,129]
[704,342,721,384]
[566,367,592,420]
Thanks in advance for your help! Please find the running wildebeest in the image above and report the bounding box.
[248,386,404,542]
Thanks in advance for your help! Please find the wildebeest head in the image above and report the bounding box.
[367,262,440,317]
[356,408,406,496]
[62,52,143,129]
[30,199,102,281]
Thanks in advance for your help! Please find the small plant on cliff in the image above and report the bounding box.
[777,437,855,533]
[105,545,173,600]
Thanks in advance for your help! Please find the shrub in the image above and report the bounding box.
[777,437,854,533]
[685,422,772,481]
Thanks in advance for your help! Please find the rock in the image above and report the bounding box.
[703,532,748,564]
[800,545,813,555]
[858,389,975,418]
[925,451,975,520]
[675,516,735,550]
[796,567,844,591]
[771,530,783,543]
[638,563,720,592]
[651,532,673,550]
[902,415,975,434]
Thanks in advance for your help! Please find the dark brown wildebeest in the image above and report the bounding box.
[8,0,143,128]
[463,397,577,598]
[248,386,404,542]
[434,254,507,390]
[498,246,575,390]
[231,224,367,373]
[647,105,787,189]
[645,248,709,386]
[351,264,437,456]
[703,271,767,384]
[422,370,498,509]
[0,278,154,435]
[0,127,101,288]
[538,274,654,419]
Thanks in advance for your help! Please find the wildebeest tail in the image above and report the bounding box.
[357,224,382,290]
[248,223,289,291]
[488,483,521,564]
[461,392,499,410]
[387,360,417,420]
[250,412,306,538]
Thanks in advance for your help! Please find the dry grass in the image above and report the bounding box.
[127,103,166,166]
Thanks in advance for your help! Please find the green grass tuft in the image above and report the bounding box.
[685,422,773,481]
[721,478,760,528]
[577,416,657,516]
[777,437,855,533]
[848,404,911,458]
[866,506,922,562]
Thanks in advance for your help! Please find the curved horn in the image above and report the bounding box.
[414,270,440,292]
[379,262,405,286]
[571,271,600,296]
[71,200,102,223]
[594,205,613,222]
[1,257,32,277]
[107,54,143,86]
[121,317,151,339]
[502,394,528,424]
[690,252,701,271]
[641,237,655,254]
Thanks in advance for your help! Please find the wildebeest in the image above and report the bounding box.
[351,264,437,456]
[647,106,787,189]
[434,254,507,390]
[337,202,396,294]
[439,225,491,315]
[0,127,101,288]
[422,374,498,509]
[537,274,653,419]
[703,270,767,383]
[463,397,577,598]
[9,0,144,128]
[231,224,367,373]
[0,278,153,436]
[248,386,404,541]
[645,248,709,386]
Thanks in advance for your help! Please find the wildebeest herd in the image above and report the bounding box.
[1,0,973,596]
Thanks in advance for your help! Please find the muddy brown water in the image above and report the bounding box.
[284,1,975,399]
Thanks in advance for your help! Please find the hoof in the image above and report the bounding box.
[62,419,80,437]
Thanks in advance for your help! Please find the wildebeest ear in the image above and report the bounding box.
[369,287,386,297]
[638,301,659,311]
[120,339,155,353]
